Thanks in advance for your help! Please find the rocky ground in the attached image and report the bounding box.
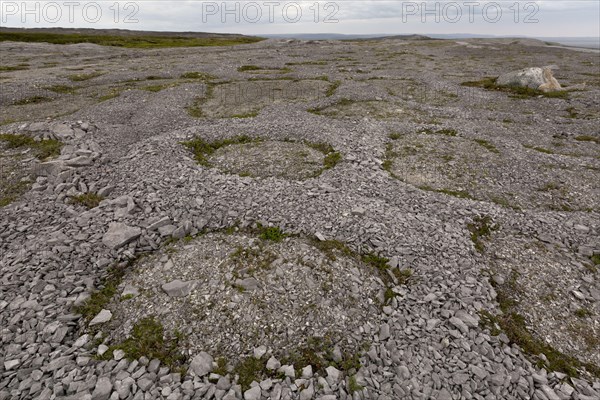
[0,36,599,400]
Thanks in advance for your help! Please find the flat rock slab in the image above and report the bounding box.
[102,223,141,250]
[89,309,112,326]
[161,279,195,297]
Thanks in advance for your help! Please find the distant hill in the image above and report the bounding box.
[0,27,264,48]
[263,32,600,49]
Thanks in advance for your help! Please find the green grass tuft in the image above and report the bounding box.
[101,317,187,369]
[348,376,363,394]
[258,225,286,242]
[74,266,125,322]
[233,357,267,391]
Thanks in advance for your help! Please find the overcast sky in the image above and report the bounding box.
[1,1,599,37]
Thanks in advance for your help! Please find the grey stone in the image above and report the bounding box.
[244,386,261,400]
[379,323,390,341]
[436,388,453,400]
[137,378,154,391]
[89,309,112,326]
[91,377,112,400]
[470,365,488,379]
[102,223,141,250]
[235,277,259,292]
[351,207,366,216]
[161,280,195,297]
[278,365,295,378]
[4,360,19,370]
[301,365,313,379]
[540,385,560,400]
[253,345,267,359]
[266,357,280,370]
[190,352,213,377]
[121,285,139,298]
[325,366,341,384]
[216,376,231,391]
[66,156,94,167]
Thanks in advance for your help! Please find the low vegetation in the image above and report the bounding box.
[0,31,263,48]
[258,225,286,242]
[474,139,500,154]
[180,71,216,81]
[234,357,268,391]
[182,135,259,166]
[0,64,29,71]
[467,215,496,252]
[0,133,62,159]
[361,253,412,303]
[74,266,126,322]
[69,193,104,209]
[423,128,457,137]
[45,84,76,94]
[12,96,51,106]
[523,144,555,154]
[483,270,600,379]
[100,317,187,370]
[0,179,29,208]
[574,135,599,144]
[326,80,341,97]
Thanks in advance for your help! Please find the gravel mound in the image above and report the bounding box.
[106,232,383,362]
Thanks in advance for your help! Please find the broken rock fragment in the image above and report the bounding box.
[102,223,141,250]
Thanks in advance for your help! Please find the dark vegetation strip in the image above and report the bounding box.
[0,31,264,48]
